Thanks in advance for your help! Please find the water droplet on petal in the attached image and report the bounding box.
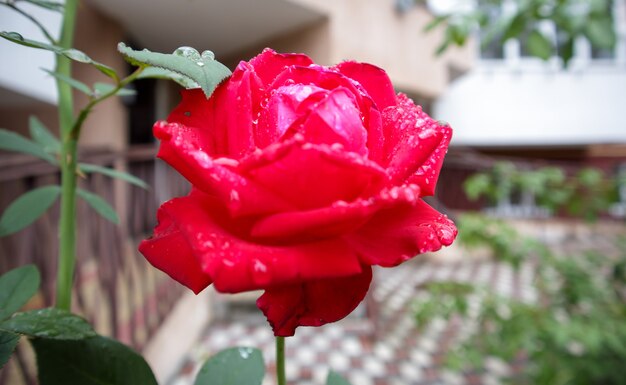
[252,259,271,286]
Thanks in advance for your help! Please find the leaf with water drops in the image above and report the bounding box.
[29,115,61,154]
[194,347,264,385]
[77,188,119,224]
[0,32,118,80]
[0,265,40,321]
[118,43,231,98]
[326,371,352,385]
[32,335,158,385]
[0,330,19,369]
[0,185,61,237]
[0,308,96,340]
[0,128,56,164]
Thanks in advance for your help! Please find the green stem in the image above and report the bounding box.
[276,336,286,385]
[55,0,79,311]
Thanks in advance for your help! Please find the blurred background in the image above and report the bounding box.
[1,1,625,384]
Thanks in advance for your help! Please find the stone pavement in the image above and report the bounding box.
[170,255,535,385]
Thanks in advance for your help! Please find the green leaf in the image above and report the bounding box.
[118,43,232,98]
[79,163,148,189]
[137,67,198,88]
[0,32,118,80]
[423,15,450,33]
[29,115,61,154]
[527,30,552,60]
[61,49,118,80]
[326,371,352,385]
[503,13,527,41]
[559,37,575,67]
[0,186,61,237]
[42,68,91,95]
[194,347,264,385]
[0,330,19,369]
[32,335,158,385]
[585,16,616,49]
[0,128,56,163]
[0,308,96,340]
[0,265,40,320]
[77,188,119,224]
[0,31,57,50]
[92,82,136,98]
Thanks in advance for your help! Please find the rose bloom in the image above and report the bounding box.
[139,48,457,336]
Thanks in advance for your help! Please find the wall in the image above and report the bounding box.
[0,3,61,105]
[436,63,626,147]
[290,0,475,98]
[73,1,128,151]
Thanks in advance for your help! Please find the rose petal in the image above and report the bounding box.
[293,87,368,155]
[382,94,452,196]
[154,120,295,216]
[157,191,364,293]
[138,199,212,294]
[334,61,397,110]
[248,48,313,86]
[257,267,372,336]
[238,136,388,210]
[251,184,420,241]
[167,69,263,159]
[270,65,384,161]
[346,199,457,267]
[255,83,328,148]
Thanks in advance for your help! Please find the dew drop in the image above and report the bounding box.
[238,347,254,359]
[252,259,271,286]
[173,46,202,62]
[6,32,24,41]
[201,50,215,60]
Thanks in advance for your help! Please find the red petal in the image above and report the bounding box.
[248,48,313,86]
[334,61,397,110]
[154,120,294,216]
[294,87,368,155]
[257,267,372,336]
[251,184,420,241]
[155,192,363,294]
[346,199,457,267]
[381,94,452,196]
[138,199,212,294]
[270,65,384,162]
[238,136,387,210]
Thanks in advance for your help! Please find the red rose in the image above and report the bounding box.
[139,48,456,336]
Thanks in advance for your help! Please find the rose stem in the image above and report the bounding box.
[276,336,286,385]
[55,0,79,311]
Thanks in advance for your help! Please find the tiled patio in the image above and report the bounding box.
[170,255,534,385]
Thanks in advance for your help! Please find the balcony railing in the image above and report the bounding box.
[0,145,188,385]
